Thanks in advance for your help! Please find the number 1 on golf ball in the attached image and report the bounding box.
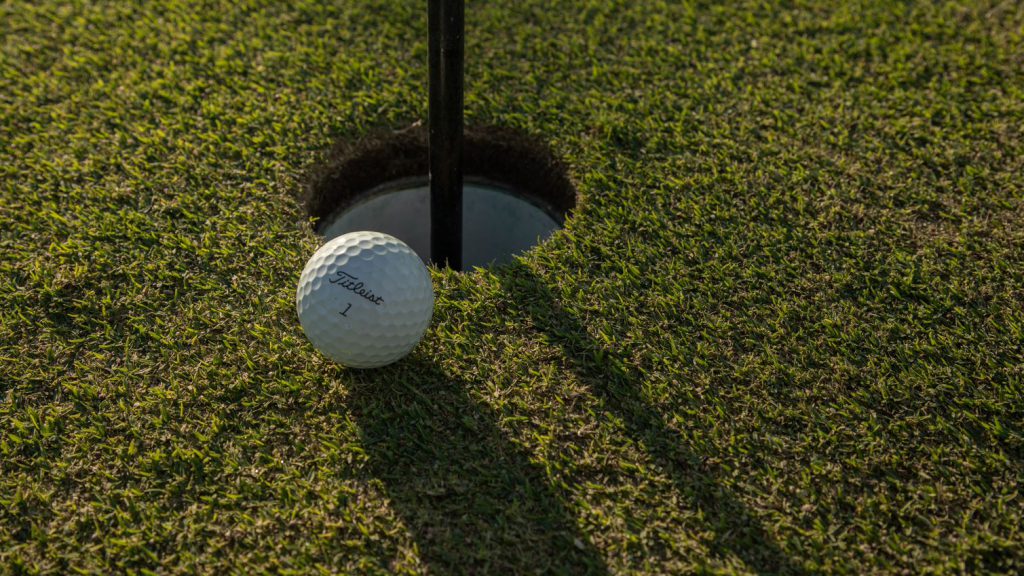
[296,231,434,368]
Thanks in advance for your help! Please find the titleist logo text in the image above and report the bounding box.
[329,271,384,305]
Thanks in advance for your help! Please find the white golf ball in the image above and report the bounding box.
[296,231,434,368]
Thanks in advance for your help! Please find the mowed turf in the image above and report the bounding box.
[2,0,1023,573]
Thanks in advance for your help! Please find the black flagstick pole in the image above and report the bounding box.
[429,0,464,270]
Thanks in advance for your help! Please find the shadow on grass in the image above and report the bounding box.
[494,261,807,575]
[345,361,608,575]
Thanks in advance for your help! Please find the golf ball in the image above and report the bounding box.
[296,231,434,368]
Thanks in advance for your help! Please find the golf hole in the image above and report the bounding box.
[304,126,576,268]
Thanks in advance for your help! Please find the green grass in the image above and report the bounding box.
[2,0,1023,573]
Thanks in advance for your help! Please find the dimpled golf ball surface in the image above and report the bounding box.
[296,231,434,368]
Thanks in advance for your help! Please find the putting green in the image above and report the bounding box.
[1,1,1022,574]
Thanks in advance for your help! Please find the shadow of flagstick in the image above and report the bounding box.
[495,261,807,575]
[342,359,609,575]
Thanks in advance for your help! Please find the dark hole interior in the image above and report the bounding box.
[304,125,577,233]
